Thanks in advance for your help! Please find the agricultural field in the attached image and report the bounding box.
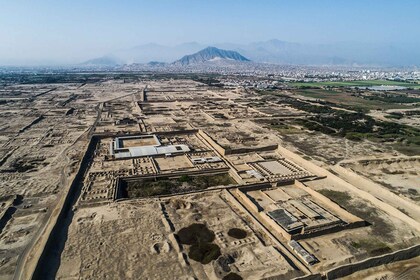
[288,80,420,89]
[294,89,420,111]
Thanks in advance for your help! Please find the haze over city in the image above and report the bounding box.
[1,0,420,66]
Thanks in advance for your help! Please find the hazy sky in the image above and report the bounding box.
[1,0,420,65]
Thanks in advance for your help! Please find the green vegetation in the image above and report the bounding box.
[262,92,340,113]
[385,112,403,119]
[227,228,247,239]
[296,111,420,155]
[318,189,395,240]
[300,112,389,136]
[403,110,420,116]
[363,94,420,104]
[295,89,418,111]
[177,224,221,264]
[126,179,174,197]
[259,89,420,155]
[351,238,392,256]
[178,174,192,183]
[125,173,236,198]
[317,189,351,206]
[386,110,420,119]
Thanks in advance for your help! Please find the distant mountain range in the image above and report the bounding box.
[82,39,420,67]
[82,56,122,66]
[172,47,250,65]
[83,46,250,67]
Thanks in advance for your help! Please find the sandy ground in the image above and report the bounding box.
[0,81,146,279]
[341,157,420,206]
[281,132,397,165]
[369,110,420,128]
[305,178,420,259]
[164,191,301,279]
[57,191,301,279]
[3,77,419,279]
[57,202,189,280]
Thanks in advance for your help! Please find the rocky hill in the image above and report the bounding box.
[173,47,250,65]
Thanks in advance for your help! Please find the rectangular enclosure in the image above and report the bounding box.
[118,172,237,198]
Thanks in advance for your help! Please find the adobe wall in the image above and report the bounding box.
[233,187,293,240]
[224,144,279,155]
[153,129,199,136]
[325,244,420,279]
[292,221,367,241]
[234,188,261,213]
[93,129,199,138]
[276,146,420,232]
[294,180,363,223]
[223,189,312,275]
[228,168,244,185]
[260,211,293,241]
[237,183,272,192]
[291,274,322,280]
[332,164,420,223]
[198,130,279,156]
[197,129,226,155]
[235,182,366,241]
[29,136,99,279]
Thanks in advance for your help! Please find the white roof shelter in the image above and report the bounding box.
[111,135,190,159]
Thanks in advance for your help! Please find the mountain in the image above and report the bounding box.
[82,40,420,67]
[81,56,120,66]
[173,47,250,65]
